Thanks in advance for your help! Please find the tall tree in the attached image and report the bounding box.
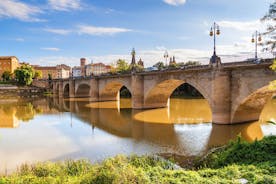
[34,70,42,79]
[261,1,276,52]
[1,71,12,82]
[116,59,130,73]
[14,65,35,85]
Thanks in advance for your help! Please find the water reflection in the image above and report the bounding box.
[0,97,275,173]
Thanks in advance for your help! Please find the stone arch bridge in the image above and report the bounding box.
[52,60,276,125]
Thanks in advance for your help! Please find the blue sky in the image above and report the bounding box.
[0,0,274,67]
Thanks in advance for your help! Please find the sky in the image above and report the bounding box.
[0,0,274,67]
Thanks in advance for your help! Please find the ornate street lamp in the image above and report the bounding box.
[164,50,169,67]
[251,31,262,63]
[209,22,221,65]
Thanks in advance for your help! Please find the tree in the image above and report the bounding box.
[14,65,35,85]
[153,62,165,70]
[185,61,201,66]
[34,70,42,79]
[261,1,276,51]
[116,59,130,73]
[1,71,12,81]
[270,59,276,89]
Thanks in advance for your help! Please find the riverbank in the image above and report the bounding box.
[0,136,275,183]
[0,84,47,99]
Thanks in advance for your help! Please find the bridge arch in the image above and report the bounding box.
[231,85,276,123]
[63,83,70,97]
[99,80,132,101]
[144,79,212,109]
[75,83,91,97]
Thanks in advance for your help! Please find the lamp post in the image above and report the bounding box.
[209,22,221,65]
[164,50,169,67]
[251,31,262,63]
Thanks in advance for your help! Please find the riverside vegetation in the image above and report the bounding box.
[0,136,275,184]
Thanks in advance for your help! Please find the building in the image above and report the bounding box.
[0,56,20,76]
[57,64,71,79]
[72,66,82,77]
[33,64,71,79]
[85,63,112,76]
[80,58,86,77]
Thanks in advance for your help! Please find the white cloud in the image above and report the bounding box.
[163,0,186,6]
[217,20,264,32]
[15,38,24,42]
[41,47,60,51]
[44,28,72,35]
[0,0,42,21]
[77,25,132,36]
[48,0,81,11]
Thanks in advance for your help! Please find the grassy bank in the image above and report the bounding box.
[0,136,275,184]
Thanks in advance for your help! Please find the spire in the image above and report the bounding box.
[138,58,144,67]
[131,48,136,65]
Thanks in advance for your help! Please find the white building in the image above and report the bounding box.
[86,63,111,76]
[72,66,82,77]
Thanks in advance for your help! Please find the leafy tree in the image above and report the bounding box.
[34,70,42,79]
[1,71,12,81]
[261,1,276,51]
[185,61,201,66]
[153,62,165,70]
[116,59,130,73]
[14,65,35,85]
[270,60,276,90]
[48,73,52,80]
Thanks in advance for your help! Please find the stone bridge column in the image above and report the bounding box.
[211,70,231,124]
[131,75,144,109]
[69,79,75,98]
[52,81,57,95]
[90,78,99,102]
[58,81,64,97]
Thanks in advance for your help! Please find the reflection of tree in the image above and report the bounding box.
[1,104,15,116]
[15,103,35,122]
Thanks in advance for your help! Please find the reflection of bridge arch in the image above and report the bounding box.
[99,80,132,101]
[232,85,276,123]
[144,79,212,110]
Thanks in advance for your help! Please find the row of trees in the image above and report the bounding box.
[1,65,42,85]
[111,59,201,73]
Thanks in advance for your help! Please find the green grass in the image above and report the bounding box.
[0,136,275,184]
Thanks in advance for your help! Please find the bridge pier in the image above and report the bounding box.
[69,80,75,98]
[211,70,231,124]
[131,75,145,109]
[58,81,64,97]
[90,78,99,101]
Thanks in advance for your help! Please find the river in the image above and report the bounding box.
[0,97,275,173]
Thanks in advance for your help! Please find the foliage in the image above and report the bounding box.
[1,136,275,184]
[1,71,12,82]
[34,70,42,79]
[198,136,276,169]
[153,61,165,70]
[116,59,130,73]
[14,65,35,85]
[48,73,52,81]
[168,63,179,69]
[270,59,276,89]
[261,1,276,51]
[184,61,201,66]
